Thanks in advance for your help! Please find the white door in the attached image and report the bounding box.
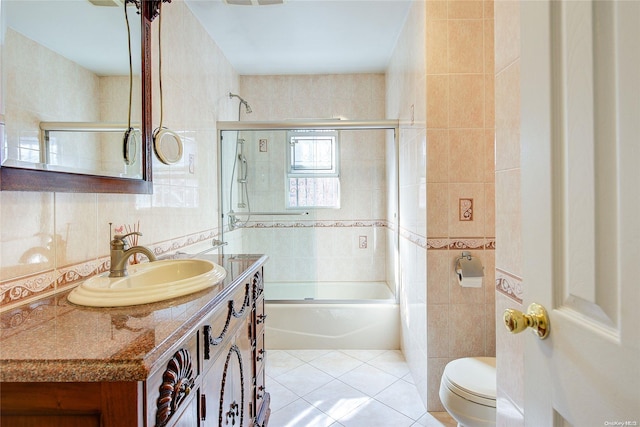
[520,0,640,425]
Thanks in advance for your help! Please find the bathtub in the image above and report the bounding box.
[264,281,400,350]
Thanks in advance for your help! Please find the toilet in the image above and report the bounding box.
[439,357,496,427]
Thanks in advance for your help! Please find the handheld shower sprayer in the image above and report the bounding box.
[237,138,248,182]
[227,93,252,224]
[229,92,252,114]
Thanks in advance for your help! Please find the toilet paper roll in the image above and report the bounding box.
[457,274,483,288]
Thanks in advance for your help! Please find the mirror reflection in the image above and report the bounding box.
[1,0,143,178]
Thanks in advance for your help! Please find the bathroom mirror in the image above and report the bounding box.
[0,0,155,193]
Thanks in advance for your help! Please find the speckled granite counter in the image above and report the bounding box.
[0,254,267,383]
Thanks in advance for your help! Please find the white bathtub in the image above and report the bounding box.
[264,281,400,350]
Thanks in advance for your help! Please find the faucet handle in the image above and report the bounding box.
[113,231,142,241]
[111,232,142,249]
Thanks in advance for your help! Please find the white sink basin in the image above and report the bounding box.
[67,259,227,307]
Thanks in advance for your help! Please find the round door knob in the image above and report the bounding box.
[503,302,550,339]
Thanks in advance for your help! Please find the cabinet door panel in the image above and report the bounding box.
[201,339,249,427]
[237,317,253,423]
[203,282,252,369]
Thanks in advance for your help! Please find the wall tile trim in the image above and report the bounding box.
[1,219,496,312]
[240,219,387,229]
[427,237,495,250]
[0,228,221,312]
[496,268,523,303]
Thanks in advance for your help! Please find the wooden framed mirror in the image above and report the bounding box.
[0,0,168,193]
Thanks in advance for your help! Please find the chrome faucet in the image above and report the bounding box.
[109,232,157,277]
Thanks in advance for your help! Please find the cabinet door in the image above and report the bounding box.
[200,326,252,427]
[236,315,254,425]
[202,283,252,373]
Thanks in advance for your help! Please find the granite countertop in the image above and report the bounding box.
[0,254,267,383]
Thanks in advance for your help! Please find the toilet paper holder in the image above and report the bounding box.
[454,251,484,287]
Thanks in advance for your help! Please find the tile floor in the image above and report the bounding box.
[266,349,457,427]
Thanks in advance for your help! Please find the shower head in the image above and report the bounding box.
[229,92,252,114]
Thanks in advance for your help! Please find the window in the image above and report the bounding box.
[287,130,340,208]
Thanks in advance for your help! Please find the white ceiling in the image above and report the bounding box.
[185,0,412,75]
[4,0,411,77]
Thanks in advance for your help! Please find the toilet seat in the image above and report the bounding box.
[442,357,496,407]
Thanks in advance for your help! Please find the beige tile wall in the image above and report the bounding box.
[225,75,388,283]
[386,0,429,406]
[425,0,496,412]
[494,0,524,425]
[0,0,238,310]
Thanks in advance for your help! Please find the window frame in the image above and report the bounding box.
[286,129,340,209]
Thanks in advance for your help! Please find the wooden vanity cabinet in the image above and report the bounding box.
[0,259,269,427]
[199,269,270,427]
[1,334,201,427]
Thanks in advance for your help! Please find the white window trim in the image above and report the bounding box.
[286,129,341,209]
[286,130,340,178]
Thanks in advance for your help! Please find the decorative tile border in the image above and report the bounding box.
[0,260,107,310]
[426,237,495,250]
[495,269,523,304]
[1,270,58,307]
[239,219,387,229]
[150,229,220,256]
[237,220,496,252]
[399,227,427,248]
[0,228,221,312]
[1,221,496,311]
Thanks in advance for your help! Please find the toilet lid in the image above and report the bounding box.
[443,357,496,402]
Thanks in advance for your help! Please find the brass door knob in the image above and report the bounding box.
[503,302,550,339]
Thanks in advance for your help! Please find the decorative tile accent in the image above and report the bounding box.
[425,238,450,250]
[496,269,523,303]
[459,198,474,221]
[426,237,495,250]
[399,226,427,248]
[448,238,485,249]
